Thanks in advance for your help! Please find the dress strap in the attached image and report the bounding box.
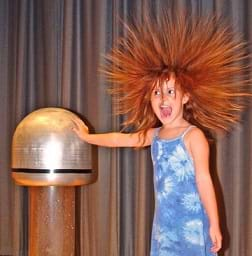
[153,127,161,138]
[181,125,196,139]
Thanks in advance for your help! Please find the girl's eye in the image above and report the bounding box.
[168,88,175,96]
[167,88,176,98]
[154,90,161,96]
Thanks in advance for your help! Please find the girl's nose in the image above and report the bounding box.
[161,94,170,104]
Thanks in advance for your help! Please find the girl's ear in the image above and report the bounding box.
[182,93,190,104]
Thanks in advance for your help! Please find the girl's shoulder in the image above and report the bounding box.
[140,127,158,146]
[183,126,209,157]
[184,126,207,142]
[147,127,159,140]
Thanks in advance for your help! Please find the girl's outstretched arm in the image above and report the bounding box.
[185,128,222,254]
[73,120,155,148]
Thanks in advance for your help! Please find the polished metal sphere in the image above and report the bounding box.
[12,107,96,186]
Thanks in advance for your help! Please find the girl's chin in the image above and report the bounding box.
[158,116,172,125]
[160,114,171,120]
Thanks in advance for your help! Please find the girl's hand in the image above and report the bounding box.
[72,118,89,141]
[209,225,222,253]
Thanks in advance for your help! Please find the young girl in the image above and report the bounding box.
[74,10,251,256]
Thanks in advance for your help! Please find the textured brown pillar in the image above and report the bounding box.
[29,187,75,256]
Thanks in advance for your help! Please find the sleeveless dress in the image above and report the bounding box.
[150,126,217,256]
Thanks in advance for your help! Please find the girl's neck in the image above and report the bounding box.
[161,119,190,130]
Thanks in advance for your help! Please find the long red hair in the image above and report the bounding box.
[102,10,251,139]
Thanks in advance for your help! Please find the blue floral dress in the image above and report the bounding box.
[150,126,216,256]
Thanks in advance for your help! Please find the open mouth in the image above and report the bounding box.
[160,105,172,118]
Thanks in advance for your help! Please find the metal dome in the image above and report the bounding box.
[12,107,96,186]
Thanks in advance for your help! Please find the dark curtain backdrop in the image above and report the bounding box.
[0,0,251,255]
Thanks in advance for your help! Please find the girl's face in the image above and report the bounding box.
[150,76,189,127]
